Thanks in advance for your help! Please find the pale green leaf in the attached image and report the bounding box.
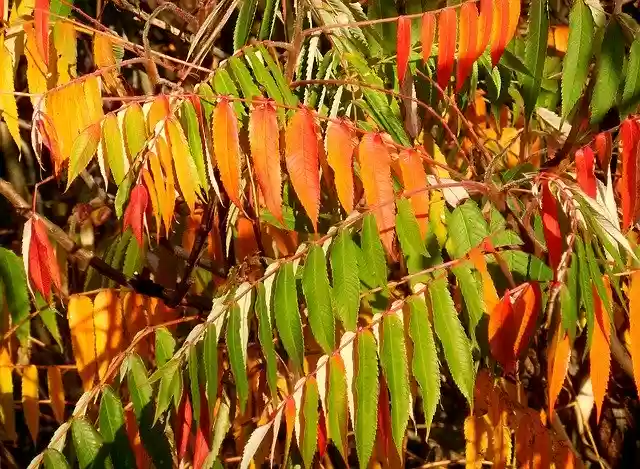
[43,449,71,469]
[154,361,182,424]
[396,198,427,257]
[155,327,175,368]
[180,100,208,190]
[447,200,489,258]
[0,247,30,346]
[360,214,387,289]
[255,44,299,107]
[101,113,127,185]
[123,103,148,160]
[67,123,101,189]
[228,56,261,100]
[256,283,278,401]
[211,69,245,117]
[327,355,348,458]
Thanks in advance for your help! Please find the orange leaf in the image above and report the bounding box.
[35,0,49,66]
[213,97,243,209]
[122,291,152,358]
[421,12,436,64]
[629,272,640,397]
[488,289,518,373]
[146,95,171,133]
[591,278,611,422]
[456,3,479,91]
[285,107,321,231]
[326,119,357,214]
[575,147,596,198]
[0,347,15,441]
[125,406,151,469]
[358,133,396,257]
[123,183,149,248]
[68,294,98,391]
[141,168,161,240]
[93,34,126,96]
[397,16,411,84]
[235,216,260,264]
[469,247,499,314]
[22,364,39,443]
[437,8,457,91]
[477,0,493,57]
[93,290,124,382]
[155,137,176,233]
[541,181,562,277]
[398,149,429,237]
[548,325,571,420]
[24,216,61,299]
[489,0,510,66]
[47,366,65,424]
[620,119,639,230]
[594,131,612,170]
[512,282,542,359]
[250,99,283,222]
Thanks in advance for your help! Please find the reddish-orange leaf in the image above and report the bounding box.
[548,325,571,420]
[397,16,411,84]
[575,147,597,198]
[193,391,211,468]
[318,408,328,460]
[620,119,639,230]
[249,99,283,222]
[506,0,521,50]
[541,181,562,277]
[591,278,611,422]
[398,149,429,237]
[594,131,612,170]
[437,9,457,91]
[176,393,193,460]
[123,183,149,248]
[629,272,640,397]
[477,0,493,57]
[213,97,243,209]
[358,133,397,257]
[284,397,296,461]
[488,290,518,373]
[235,216,260,264]
[125,407,151,469]
[512,282,542,359]
[24,217,61,299]
[326,119,357,214]
[421,12,436,64]
[35,0,50,65]
[489,0,510,66]
[285,107,321,231]
[456,3,479,92]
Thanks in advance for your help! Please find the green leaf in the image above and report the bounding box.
[451,265,484,336]
[245,49,285,121]
[196,82,217,122]
[521,0,549,119]
[155,327,175,368]
[489,250,553,282]
[101,113,127,185]
[407,297,440,440]
[43,449,71,469]
[228,56,262,101]
[367,0,397,54]
[561,0,594,117]
[396,198,427,258]
[447,200,489,258]
[379,315,410,453]
[154,360,182,423]
[354,330,379,468]
[621,37,640,117]
[258,0,277,39]
[331,230,360,331]
[114,172,134,219]
[39,304,63,348]
[66,123,101,189]
[99,387,136,469]
[71,418,114,469]
[274,263,304,371]
[256,45,299,107]
[204,322,219,411]
[301,378,319,469]
[590,20,625,123]
[212,69,246,117]
[227,303,250,412]
[233,0,258,51]
[50,0,73,19]
[327,356,348,458]
[256,283,278,401]
[575,238,594,349]
[430,276,474,405]
[302,245,335,353]
[0,248,30,346]
[123,103,148,161]
[585,239,611,315]
[188,343,201,421]
[180,100,208,190]
[360,214,387,289]
[122,231,144,278]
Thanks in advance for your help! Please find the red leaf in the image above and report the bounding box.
[591,278,611,423]
[317,408,328,459]
[35,0,49,65]
[326,119,357,214]
[575,147,596,198]
[193,391,211,468]
[213,97,243,209]
[421,12,436,64]
[25,217,61,299]
[512,282,542,359]
[488,289,518,373]
[176,393,193,460]
[489,0,511,66]
[436,8,457,91]
[477,0,493,57]
[594,131,612,170]
[456,3,479,91]
[620,119,639,230]
[398,149,429,237]
[541,181,562,277]
[249,99,283,222]
[285,107,321,231]
[397,16,411,84]
[358,133,396,257]
[123,183,149,248]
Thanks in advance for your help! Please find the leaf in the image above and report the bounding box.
[24,217,62,299]
[165,117,201,213]
[421,12,435,63]
[249,99,283,221]
[489,0,509,66]
[477,0,493,57]
[23,364,39,442]
[331,230,360,331]
[53,21,76,85]
[354,330,379,468]
[620,119,638,230]
[47,367,65,424]
[561,0,594,117]
[187,344,201,423]
[591,277,611,422]
[67,123,101,188]
[180,99,209,190]
[43,449,71,469]
[0,346,15,442]
[123,184,149,248]
[457,3,479,91]
[93,34,125,96]
[398,149,429,237]
[71,418,114,469]
[35,0,49,65]
[396,198,427,262]
[575,146,596,198]
[436,8,457,90]
[204,322,219,410]
[630,272,640,398]
[622,37,640,117]
[327,355,349,458]
[239,420,273,469]
[379,314,410,453]
[468,247,499,316]
[548,325,571,420]
[302,245,335,353]
[301,377,319,468]
[359,133,396,257]
[397,16,411,84]
[155,327,175,368]
[258,0,277,39]
[361,214,388,289]
[448,200,489,258]
[233,0,258,51]
[0,248,30,345]
[521,0,549,119]
[213,97,243,209]
[488,290,518,373]
[285,107,321,231]
[99,387,136,469]
[512,282,542,359]
[0,37,20,150]
[452,265,485,336]
[123,103,148,161]
[430,275,475,404]
[326,119,357,214]
[68,294,97,391]
[541,181,562,276]
[255,283,277,401]
[227,302,250,412]
[101,113,128,185]
[176,394,192,460]
[590,20,624,123]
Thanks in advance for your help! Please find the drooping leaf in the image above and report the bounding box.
[188,344,201,422]
[477,0,493,57]
[575,146,596,198]
[35,0,49,65]
[448,200,489,258]
[166,117,201,213]
[301,377,319,469]
[302,245,335,353]
[590,20,624,123]
[397,16,411,84]
[285,107,321,231]
[180,99,209,190]
[213,97,243,209]
[24,217,62,299]
[47,367,65,424]
[71,418,114,469]
[67,123,101,188]
[468,247,500,316]
[548,325,571,419]
[123,103,147,161]
[489,0,509,66]
[327,355,349,458]
[0,346,15,442]
[561,0,594,117]
[541,181,562,276]
[203,323,219,411]
[512,282,542,359]
[233,0,258,51]
[521,0,549,118]
[436,8,457,91]
[420,12,436,63]
[622,37,640,117]
[629,272,640,396]
[594,131,612,169]
[22,364,39,442]
[326,119,357,214]
[457,3,479,91]
[227,302,250,412]
[354,330,379,468]
[398,149,429,237]
[123,183,149,248]
[488,290,518,373]
[591,278,611,422]
[100,113,128,185]
[99,386,136,469]
[0,37,20,150]
[239,419,273,469]
[255,283,277,401]
[43,449,71,469]
[620,119,638,230]
[361,214,388,289]
[331,230,360,331]
[68,294,97,391]
[396,197,427,261]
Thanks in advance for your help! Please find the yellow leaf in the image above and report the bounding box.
[122,291,152,359]
[141,167,162,240]
[47,366,65,423]
[93,289,123,382]
[469,247,499,314]
[464,415,489,468]
[0,36,21,150]
[68,294,98,391]
[24,23,50,107]
[93,33,126,96]
[165,118,201,212]
[9,0,33,22]
[22,364,39,443]
[146,95,170,134]
[0,347,16,441]
[53,22,77,85]
[156,136,176,233]
[84,76,104,124]
[429,190,448,248]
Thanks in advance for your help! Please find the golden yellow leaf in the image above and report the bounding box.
[469,247,500,315]
[0,346,16,441]
[53,21,77,85]
[156,136,176,233]
[9,0,33,22]
[122,291,152,359]
[464,415,489,468]
[45,81,90,163]
[84,76,104,124]
[68,294,98,391]
[146,95,170,135]
[0,36,21,150]
[93,33,126,96]
[22,364,39,443]
[24,23,50,107]
[93,289,123,382]
[47,367,65,424]
[165,118,201,212]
